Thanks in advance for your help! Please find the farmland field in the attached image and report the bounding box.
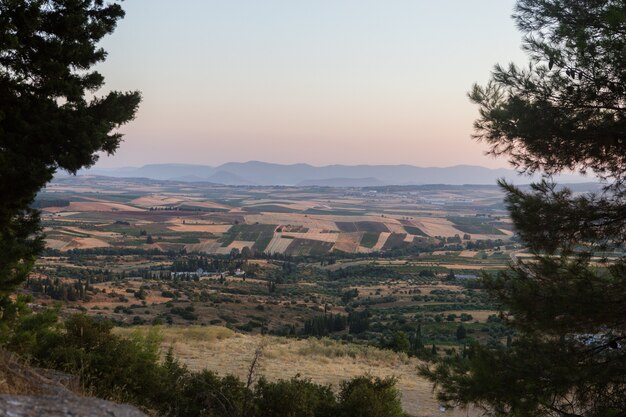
[37,176,514,257]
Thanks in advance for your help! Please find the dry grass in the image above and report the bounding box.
[62,227,120,238]
[45,236,110,251]
[184,239,222,254]
[115,326,475,417]
[68,202,144,212]
[264,236,294,254]
[414,217,463,237]
[0,350,74,396]
[227,240,257,251]
[64,237,110,250]
[44,238,70,250]
[334,232,362,253]
[114,325,234,345]
[279,231,339,243]
[384,222,408,234]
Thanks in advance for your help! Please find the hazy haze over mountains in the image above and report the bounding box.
[82,161,589,186]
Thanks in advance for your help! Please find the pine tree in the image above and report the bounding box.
[420,1,626,416]
[0,1,140,294]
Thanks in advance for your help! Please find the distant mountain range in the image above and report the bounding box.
[80,161,589,186]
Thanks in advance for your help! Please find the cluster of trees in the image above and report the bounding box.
[171,256,249,274]
[303,314,348,337]
[348,310,370,334]
[24,277,94,302]
[34,264,119,281]
[44,247,170,257]
[327,265,399,281]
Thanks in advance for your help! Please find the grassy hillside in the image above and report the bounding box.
[115,326,477,417]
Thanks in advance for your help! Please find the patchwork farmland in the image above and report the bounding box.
[38,176,513,256]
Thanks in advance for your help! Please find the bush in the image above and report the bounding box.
[253,376,336,417]
[175,370,246,417]
[40,314,166,407]
[338,375,406,417]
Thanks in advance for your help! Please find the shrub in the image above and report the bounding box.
[40,314,166,407]
[337,375,406,417]
[253,376,336,417]
[176,370,246,417]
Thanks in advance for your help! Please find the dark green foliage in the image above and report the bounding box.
[388,331,410,354]
[254,376,336,417]
[455,324,466,341]
[327,265,400,281]
[360,232,380,248]
[0,294,59,357]
[348,310,370,334]
[219,224,277,248]
[336,222,389,233]
[171,256,246,273]
[40,315,166,408]
[341,288,359,302]
[338,376,406,417]
[303,314,347,336]
[176,370,246,417]
[403,226,427,236]
[354,221,389,233]
[335,222,357,232]
[170,306,198,321]
[446,217,504,235]
[0,1,140,294]
[251,236,272,253]
[470,3,626,181]
[422,1,626,415]
[285,239,334,256]
[25,276,93,301]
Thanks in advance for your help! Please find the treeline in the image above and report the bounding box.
[3,305,407,417]
[303,314,347,336]
[34,265,117,282]
[42,247,172,257]
[24,277,95,302]
[171,256,249,274]
[327,265,399,280]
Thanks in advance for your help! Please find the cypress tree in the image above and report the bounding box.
[0,1,140,294]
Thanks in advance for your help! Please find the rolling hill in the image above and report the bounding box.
[83,161,589,186]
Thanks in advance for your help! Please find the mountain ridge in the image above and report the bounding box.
[81,161,589,186]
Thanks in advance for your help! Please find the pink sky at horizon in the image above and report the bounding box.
[91,1,523,170]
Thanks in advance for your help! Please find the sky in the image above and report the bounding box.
[94,0,526,169]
